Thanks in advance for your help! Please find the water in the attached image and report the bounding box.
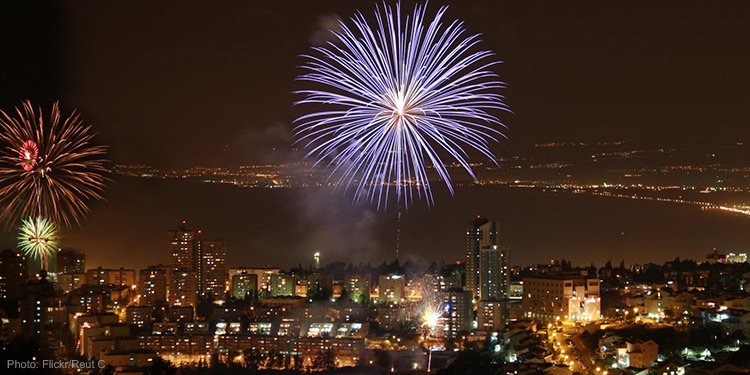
[4,175,748,270]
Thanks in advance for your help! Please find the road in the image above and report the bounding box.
[550,323,598,375]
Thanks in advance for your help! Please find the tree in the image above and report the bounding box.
[293,354,303,371]
[436,349,500,375]
[243,348,263,372]
[148,356,177,375]
[312,349,336,371]
[337,288,351,303]
[196,299,215,320]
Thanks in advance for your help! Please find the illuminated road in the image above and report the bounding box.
[551,324,593,375]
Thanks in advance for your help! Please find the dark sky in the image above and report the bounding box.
[2,1,750,269]
[3,1,750,168]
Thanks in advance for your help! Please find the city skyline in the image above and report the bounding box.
[2,1,750,374]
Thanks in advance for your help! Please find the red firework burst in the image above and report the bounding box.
[0,101,109,228]
[18,140,38,172]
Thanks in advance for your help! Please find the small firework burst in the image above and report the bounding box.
[18,140,38,172]
[18,216,58,262]
[0,100,109,228]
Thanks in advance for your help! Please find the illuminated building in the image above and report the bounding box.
[99,350,157,367]
[377,274,405,304]
[56,248,85,274]
[126,305,153,330]
[169,270,198,308]
[295,281,308,297]
[726,253,748,263]
[54,248,85,293]
[141,334,364,368]
[439,288,473,337]
[477,300,505,331]
[617,340,658,368]
[270,274,295,296]
[57,272,86,294]
[167,305,194,322]
[228,267,280,295]
[138,266,168,306]
[344,274,371,302]
[231,271,258,300]
[168,223,199,272]
[18,278,57,338]
[377,306,404,331]
[509,281,523,300]
[705,248,726,264]
[199,239,226,300]
[85,267,136,287]
[479,244,510,301]
[522,276,601,323]
[465,217,490,300]
[0,249,27,301]
[307,272,333,294]
[466,218,510,302]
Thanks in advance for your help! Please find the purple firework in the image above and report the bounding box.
[295,2,509,208]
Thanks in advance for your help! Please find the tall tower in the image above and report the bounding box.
[465,216,490,300]
[200,240,227,300]
[479,244,510,301]
[167,221,199,272]
[465,217,509,302]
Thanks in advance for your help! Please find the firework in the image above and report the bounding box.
[0,101,109,228]
[19,140,38,172]
[421,304,443,330]
[295,2,508,208]
[18,216,58,262]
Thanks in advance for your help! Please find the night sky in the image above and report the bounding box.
[2,1,750,269]
[4,1,750,167]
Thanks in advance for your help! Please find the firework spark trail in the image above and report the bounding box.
[0,101,109,228]
[295,2,509,208]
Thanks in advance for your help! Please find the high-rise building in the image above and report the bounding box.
[439,288,473,337]
[231,272,258,300]
[18,278,57,338]
[522,276,601,323]
[0,249,27,301]
[169,270,198,308]
[55,248,86,294]
[168,223,228,302]
[465,217,491,299]
[168,223,199,272]
[56,248,85,274]
[138,266,168,306]
[465,217,510,302]
[479,245,510,301]
[199,240,226,300]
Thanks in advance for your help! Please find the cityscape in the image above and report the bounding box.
[2,1,750,375]
[2,219,750,375]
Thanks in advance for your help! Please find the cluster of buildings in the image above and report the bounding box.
[3,217,750,374]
